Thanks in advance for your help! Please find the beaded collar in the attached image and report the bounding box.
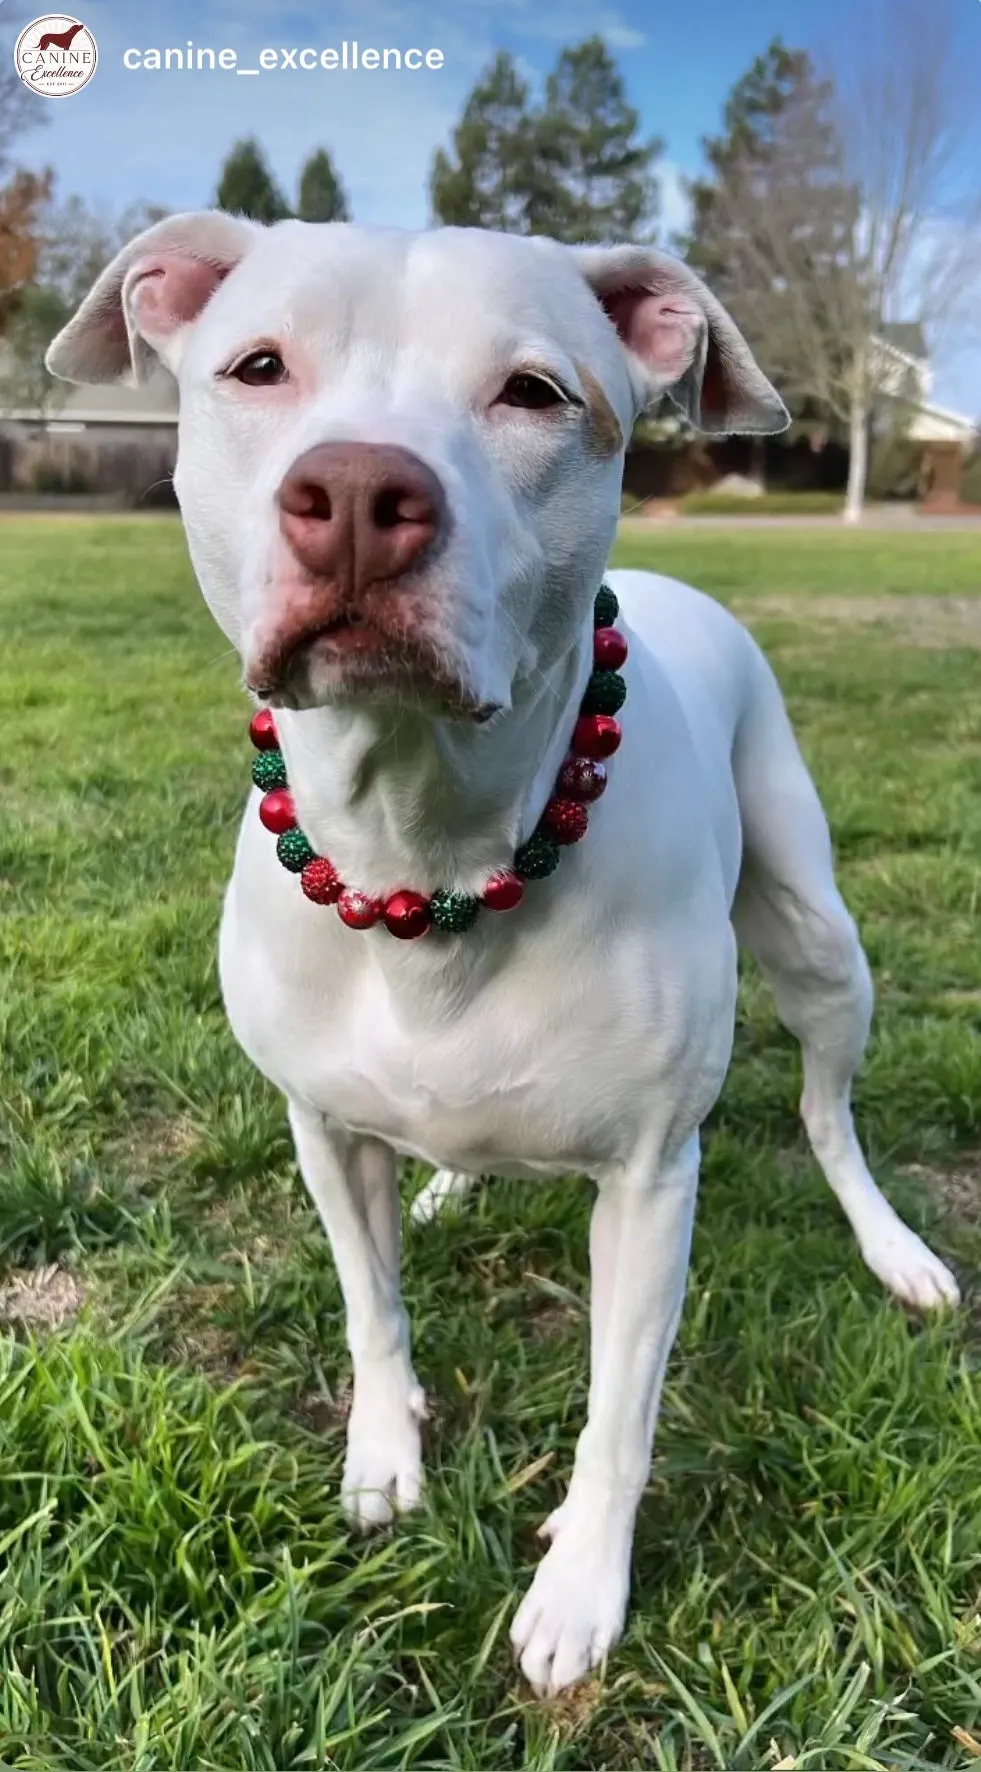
[248,583,627,940]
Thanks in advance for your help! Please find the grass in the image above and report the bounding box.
[1,514,981,1769]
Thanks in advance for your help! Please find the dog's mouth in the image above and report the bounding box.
[247,602,498,723]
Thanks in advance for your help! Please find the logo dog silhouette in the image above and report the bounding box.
[37,20,85,52]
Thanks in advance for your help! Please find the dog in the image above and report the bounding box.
[37,21,85,52]
[47,213,960,1696]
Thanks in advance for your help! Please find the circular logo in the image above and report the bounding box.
[14,15,98,98]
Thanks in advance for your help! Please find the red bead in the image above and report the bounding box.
[593,626,628,671]
[557,757,607,803]
[258,788,296,834]
[542,798,589,844]
[249,707,279,750]
[301,857,341,904]
[572,714,622,759]
[481,870,525,911]
[337,889,383,930]
[383,889,432,940]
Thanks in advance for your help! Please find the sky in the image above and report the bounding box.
[7,0,981,415]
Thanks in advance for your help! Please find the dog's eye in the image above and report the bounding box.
[499,372,567,410]
[231,350,288,386]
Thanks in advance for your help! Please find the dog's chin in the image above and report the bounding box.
[253,627,497,723]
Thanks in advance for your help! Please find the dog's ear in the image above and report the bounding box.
[571,244,789,435]
[45,210,263,386]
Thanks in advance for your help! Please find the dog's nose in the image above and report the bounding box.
[277,442,446,587]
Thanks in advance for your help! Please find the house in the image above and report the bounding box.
[622,323,977,507]
[0,365,179,501]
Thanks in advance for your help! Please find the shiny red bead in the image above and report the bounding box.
[481,870,525,911]
[571,713,622,760]
[383,889,432,939]
[557,756,607,803]
[249,707,279,751]
[593,626,628,671]
[337,888,383,929]
[542,798,589,844]
[258,788,296,834]
[301,857,341,904]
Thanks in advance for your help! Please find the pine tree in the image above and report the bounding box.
[216,139,291,223]
[536,36,660,241]
[430,52,540,231]
[431,42,659,241]
[682,40,857,407]
[297,149,349,223]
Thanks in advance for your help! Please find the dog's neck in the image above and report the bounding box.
[271,626,595,901]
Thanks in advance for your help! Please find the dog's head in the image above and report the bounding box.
[47,213,787,718]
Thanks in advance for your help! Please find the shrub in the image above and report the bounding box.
[679,490,844,516]
[30,458,94,495]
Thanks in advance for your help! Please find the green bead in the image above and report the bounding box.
[593,584,619,627]
[581,669,626,716]
[514,831,561,880]
[252,749,287,791]
[430,888,481,933]
[277,828,316,873]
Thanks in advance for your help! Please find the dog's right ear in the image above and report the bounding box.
[45,210,263,386]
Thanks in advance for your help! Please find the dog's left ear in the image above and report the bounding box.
[46,209,263,386]
[572,244,789,435]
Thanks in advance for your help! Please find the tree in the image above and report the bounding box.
[37,195,169,313]
[685,12,981,521]
[0,9,48,177]
[0,282,69,425]
[297,149,349,223]
[431,52,540,232]
[0,169,53,307]
[216,138,291,223]
[431,41,659,241]
[536,37,660,241]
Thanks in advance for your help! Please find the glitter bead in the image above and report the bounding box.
[430,889,481,933]
[481,871,525,911]
[301,857,341,904]
[593,626,628,671]
[337,889,383,929]
[571,713,622,759]
[557,757,607,803]
[258,788,296,834]
[543,798,589,844]
[249,708,279,750]
[593,584,619,627]
[276,828,316,873]
[252,749,287,792]
[514,831,561,879]
[580,670,626,717]
[383,889,432,939]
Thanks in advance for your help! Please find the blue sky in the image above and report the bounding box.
[9,0,981,414]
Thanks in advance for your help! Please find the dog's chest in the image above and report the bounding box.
[220,880,675,1176]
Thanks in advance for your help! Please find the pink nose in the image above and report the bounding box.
[277,442,446,590]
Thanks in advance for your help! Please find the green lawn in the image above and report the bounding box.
[2,517,981,1770]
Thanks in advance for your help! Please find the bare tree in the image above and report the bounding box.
[688,2,981,521]
[0,9,49,175]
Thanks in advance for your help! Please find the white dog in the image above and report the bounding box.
[48,214,960,1696]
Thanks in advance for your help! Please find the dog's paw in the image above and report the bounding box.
[510,1499,631,1695]
[341,1360,427,1529]
[860,1215,960,1312]
[410,1169,478,1224]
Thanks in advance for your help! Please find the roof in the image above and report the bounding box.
[48,367,178,425]
[0,360,178,425]
[879,323,928,361]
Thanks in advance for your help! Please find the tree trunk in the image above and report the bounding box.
[843,395,869,524]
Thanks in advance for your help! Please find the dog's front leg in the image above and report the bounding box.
[288,1104,425,1527]
[511,1133,699,1695]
